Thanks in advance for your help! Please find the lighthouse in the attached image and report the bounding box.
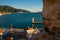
[32,18,34,27]
[32,18,34,23]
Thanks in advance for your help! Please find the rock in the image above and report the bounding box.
[29,32,54,40]
[43,0,60,36]
[29,0,60,40]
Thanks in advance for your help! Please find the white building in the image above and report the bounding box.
[26,27,34,39]
[33,27,39,34]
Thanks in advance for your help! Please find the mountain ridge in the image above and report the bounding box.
[0,5,30,14]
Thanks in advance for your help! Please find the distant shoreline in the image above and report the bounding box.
[0,6,30,15]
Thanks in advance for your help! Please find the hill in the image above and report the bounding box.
[0,6,30,14]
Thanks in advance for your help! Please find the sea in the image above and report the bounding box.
[0,12,42,29]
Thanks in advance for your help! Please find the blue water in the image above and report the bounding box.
[0,12,42,29]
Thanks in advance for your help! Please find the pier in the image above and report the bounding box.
[32,22,41,24]
[32,18,41,27]
[32,18,41,24]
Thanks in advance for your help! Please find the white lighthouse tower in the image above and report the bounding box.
[32,18,34,27]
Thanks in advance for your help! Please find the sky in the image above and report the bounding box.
[0,0,43,12]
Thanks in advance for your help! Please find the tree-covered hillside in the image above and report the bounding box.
[0,6,30,14]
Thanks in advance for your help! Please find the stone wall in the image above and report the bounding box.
[43,0,60,35]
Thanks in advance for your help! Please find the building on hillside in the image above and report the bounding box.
[26,27,34,39]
